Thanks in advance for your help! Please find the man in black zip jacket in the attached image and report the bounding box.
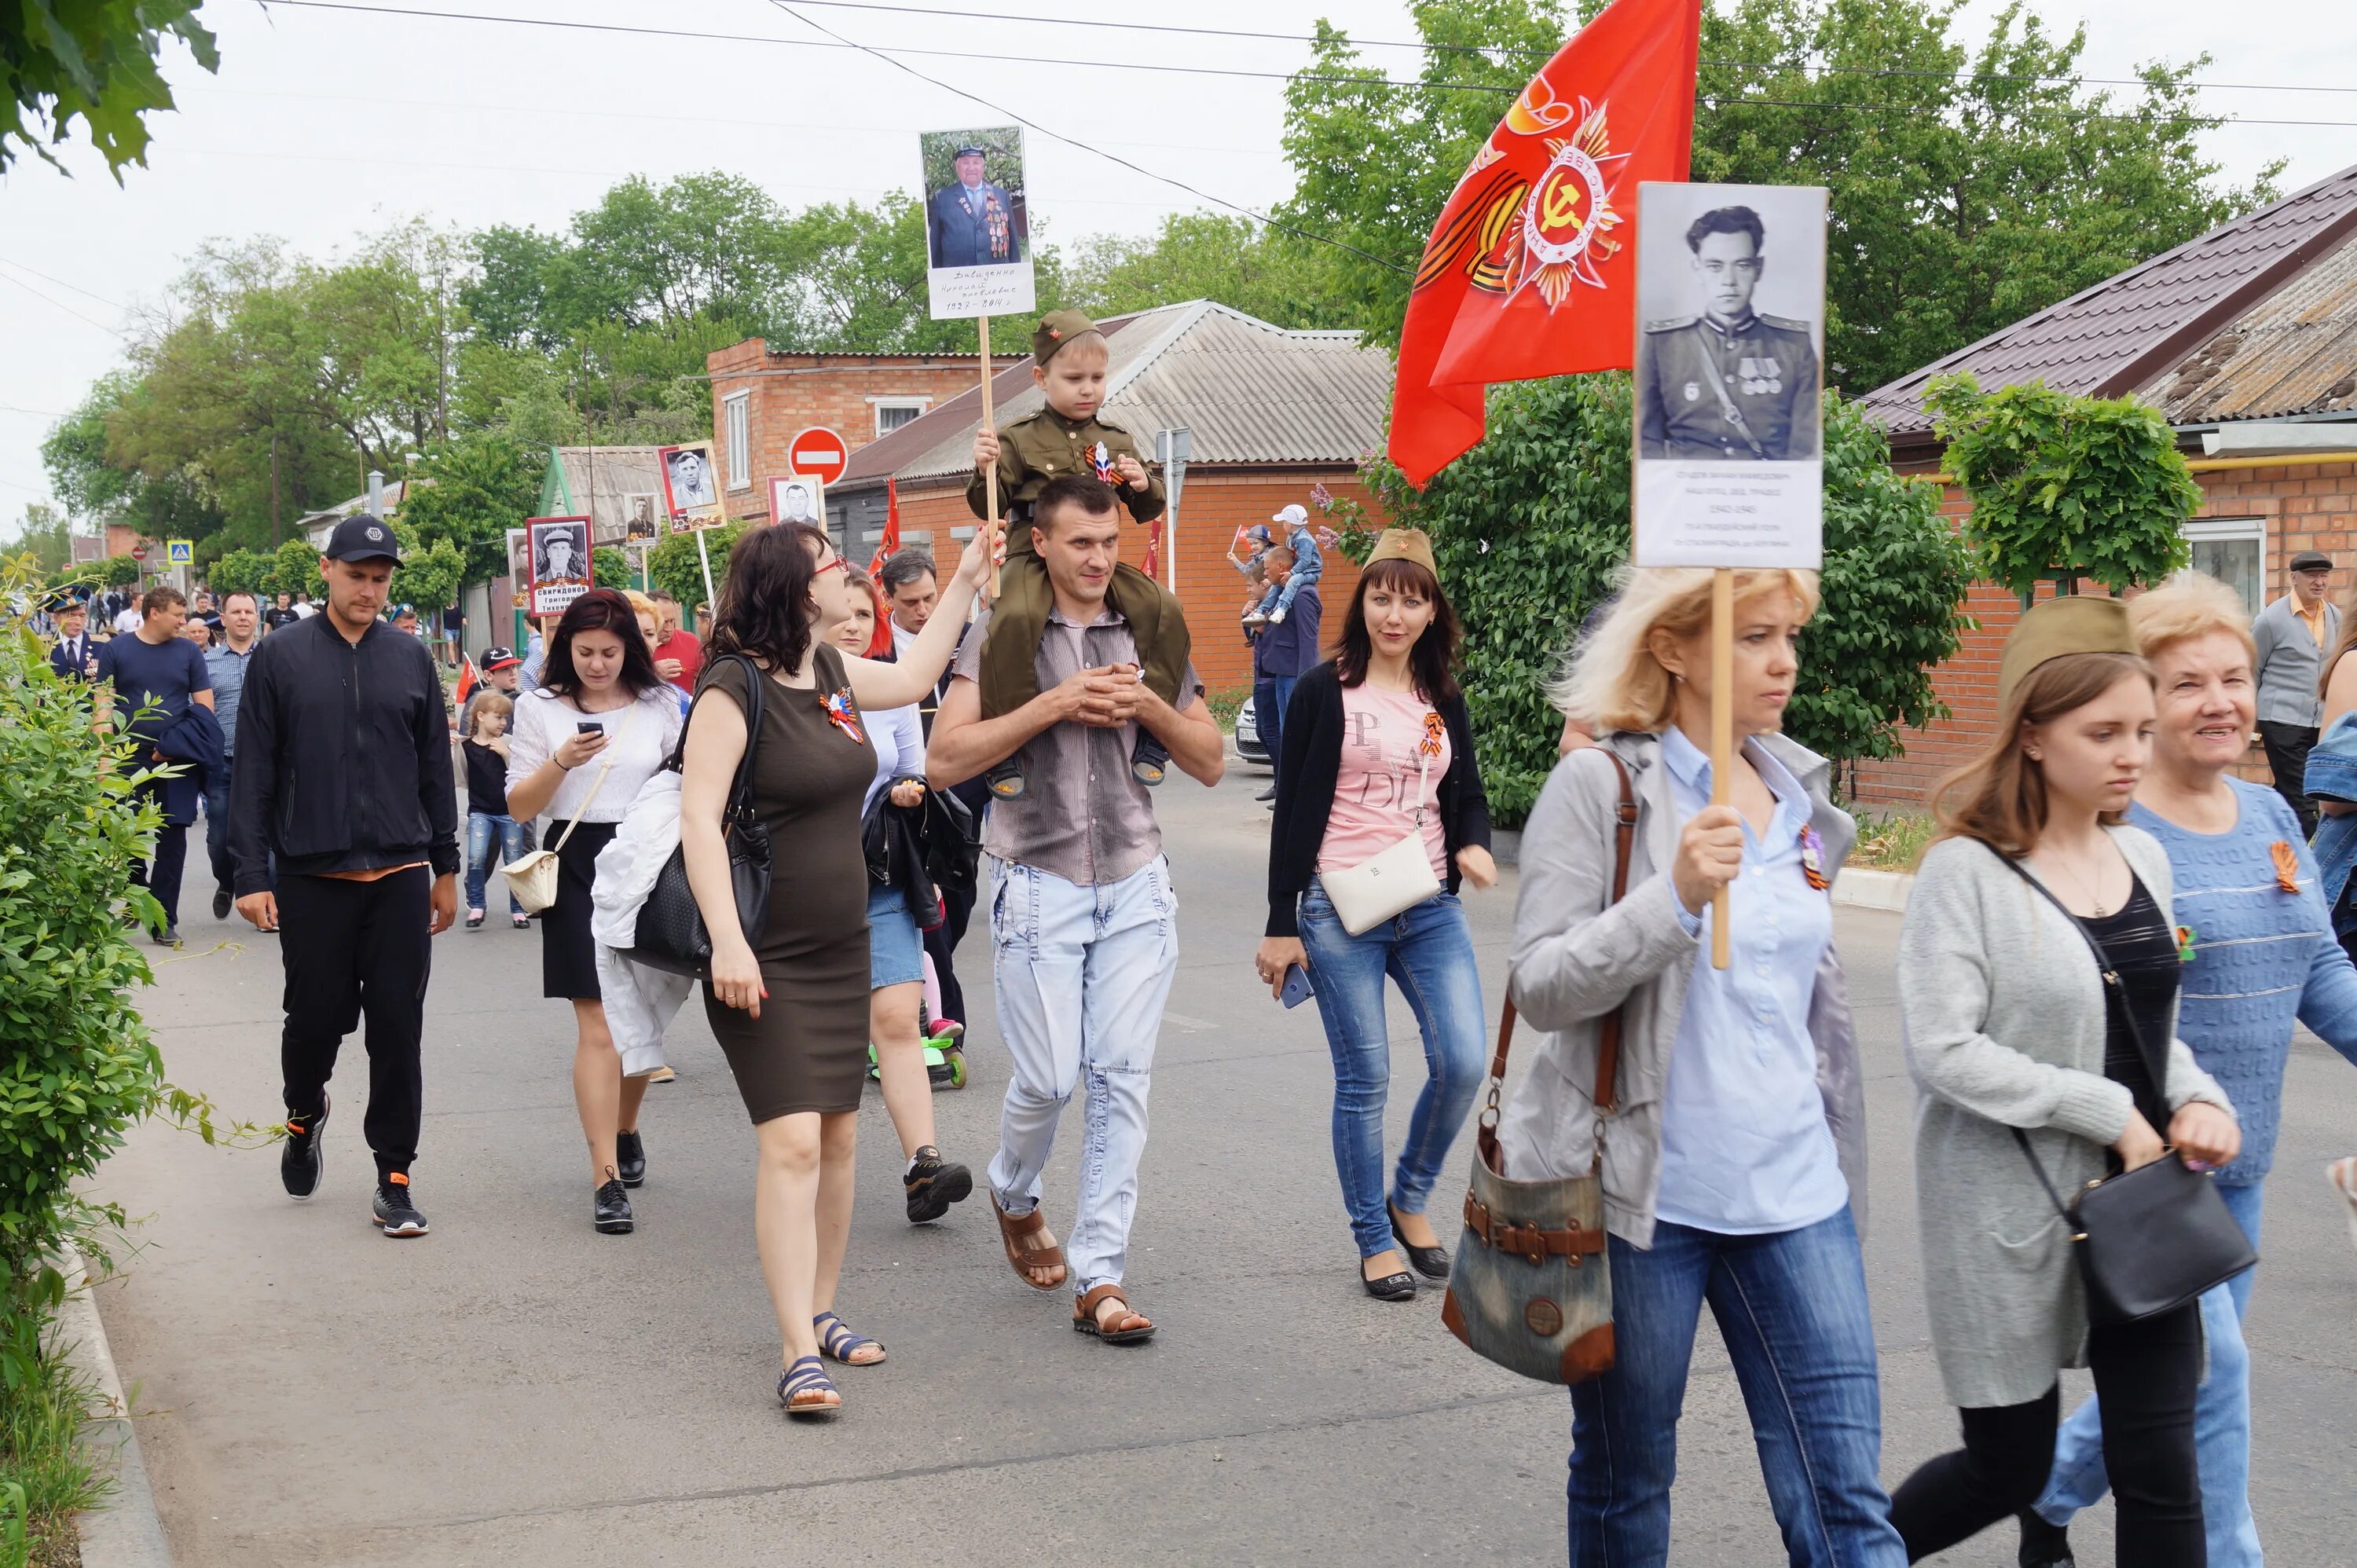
[229,515,460,1237]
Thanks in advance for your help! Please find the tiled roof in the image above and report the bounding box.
[1862,162,2357,443]
[838,302,1390,489]
[2156,229,2357,424]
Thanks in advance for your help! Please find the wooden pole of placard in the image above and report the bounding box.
[1709,568,1734,971]
[694,527,717,617]
[979,314,1001,599]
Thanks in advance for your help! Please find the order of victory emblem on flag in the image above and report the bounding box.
[1506,108,1627,306]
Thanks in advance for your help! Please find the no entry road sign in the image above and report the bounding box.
[790,427,849,485]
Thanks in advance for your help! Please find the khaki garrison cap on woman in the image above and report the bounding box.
[1996,595,2139,711]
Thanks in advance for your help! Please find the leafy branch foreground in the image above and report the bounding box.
[0,554,269,1564]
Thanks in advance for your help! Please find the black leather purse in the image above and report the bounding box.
[631,656,773,978]
[1995,851,2257,1323]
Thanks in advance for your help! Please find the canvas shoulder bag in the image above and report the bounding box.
[1321,720,1441,936]
[1991,848,2257,1323]
[1440,749,1634,1383]
[503,699,640,917]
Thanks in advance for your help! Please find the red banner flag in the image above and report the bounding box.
[1387,0,1699,485]
[869,477,902,578]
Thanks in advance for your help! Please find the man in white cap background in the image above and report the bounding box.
[1242,501,1325,628]
[2253,548,2340,834]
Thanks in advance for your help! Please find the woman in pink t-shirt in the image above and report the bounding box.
[1255,529,1498,1300]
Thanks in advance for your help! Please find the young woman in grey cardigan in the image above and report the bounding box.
[1889,596,2239,1567]
[1505,568,1904,1566]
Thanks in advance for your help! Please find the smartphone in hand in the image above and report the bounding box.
[577,720,604,735]
[1280,964,1314,1009]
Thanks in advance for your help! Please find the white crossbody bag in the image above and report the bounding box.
[504,702,640,916]
[1320,727,1441,936]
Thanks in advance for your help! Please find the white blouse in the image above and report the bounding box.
[506,683,684,824]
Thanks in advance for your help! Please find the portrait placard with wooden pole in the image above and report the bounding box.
[1630,180,1828,968]
[918,124,1035,599]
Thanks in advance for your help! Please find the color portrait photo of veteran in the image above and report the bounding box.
[926,141,1021,269]
[1636,203,1821,462]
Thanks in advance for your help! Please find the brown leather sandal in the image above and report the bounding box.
[1072,1284,1156,1345]
[991,1194,1068,1291]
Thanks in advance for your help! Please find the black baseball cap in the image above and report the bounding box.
[481,646,521,671]
[2290,550,2333,573]
[324,514,402,563]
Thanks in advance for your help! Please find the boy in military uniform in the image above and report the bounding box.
[1637,205,1820,461]
[970,310,1188,797]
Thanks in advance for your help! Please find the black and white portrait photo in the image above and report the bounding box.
[770,475,823,526]
[1635,191,1824,463]
[533,520,589,585]
[1631,181,1828,571]
[624,492,659,542]
[658,442,718,518]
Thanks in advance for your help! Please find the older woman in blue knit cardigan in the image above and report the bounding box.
[2018,573,2357,1568]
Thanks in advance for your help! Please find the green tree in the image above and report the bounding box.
[1347,374,1970,822]
[267,537,322,601]
[2,503,72,576]
[649,522,749,612]
[1278,0,2277,390]
[97,553,140,588]
[0,0,218,177]
[1065,214,1351,328]
[395,538,465,620]
[397,429,544,586]
[592,545,631,592]
[1926,372,2197,599]
[206,546,273,599]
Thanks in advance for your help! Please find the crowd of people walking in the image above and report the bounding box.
[43,317,2357,1561]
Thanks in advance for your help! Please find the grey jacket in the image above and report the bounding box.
[1497,731,1868,1249]
[1898,830,2234,1407]
[2252,592,2337,727]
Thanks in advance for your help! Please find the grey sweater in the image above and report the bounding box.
[1498,731,1868,1248]
[1897,830,2234,1407]
[2252,592,2337,728]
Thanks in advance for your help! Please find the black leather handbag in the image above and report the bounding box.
[631,656,773,978]
[1996,851,2257,1324]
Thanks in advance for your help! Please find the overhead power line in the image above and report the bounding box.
[0,270,128,339]
[256,2,2357,130]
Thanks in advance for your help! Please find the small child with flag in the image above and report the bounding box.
[967,309,1191,799]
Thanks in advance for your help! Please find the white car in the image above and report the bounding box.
[1235,694,1271,767]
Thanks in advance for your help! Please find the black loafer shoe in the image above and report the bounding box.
[212,887,233,920]
[615,1130,646,1188]
[1361,1263,1418,1301]
[1391,1205,1451,1279]
[2017,1511,2075,1567]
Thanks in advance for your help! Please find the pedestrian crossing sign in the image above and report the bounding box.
[167,539,194,565]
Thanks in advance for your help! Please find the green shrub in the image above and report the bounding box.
[207,546,273,599]
[648,522,750,612]
[266,537,323,601]
[97,554,141,588]
[592,546,632,594]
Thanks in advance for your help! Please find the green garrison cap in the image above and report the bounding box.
[1033,310,1101,365]
[1997,595,2138,712]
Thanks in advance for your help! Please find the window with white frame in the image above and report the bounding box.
[724,392,751,490]
[873,397,929,438]
[2180,516,2266,619]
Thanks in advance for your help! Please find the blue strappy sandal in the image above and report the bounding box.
[779,1356,840,1418]
[813,1311,887,1366]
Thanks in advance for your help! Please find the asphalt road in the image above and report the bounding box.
[90,754,2357,1566]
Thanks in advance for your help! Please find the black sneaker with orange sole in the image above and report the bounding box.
[372,1171,429,1237]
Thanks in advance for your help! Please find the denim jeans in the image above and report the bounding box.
[2036,1178,2267,1566]
[1568,1207,1907,1567]
[1295,877,1484,1258]
[465,812,529,914]
[986,854,1178,1297]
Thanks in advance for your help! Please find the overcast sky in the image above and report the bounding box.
[2,0,2351,529]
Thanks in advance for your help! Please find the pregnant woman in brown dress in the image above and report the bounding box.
[680,517,995,1418]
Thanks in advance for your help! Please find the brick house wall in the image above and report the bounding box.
[706,340,1021,522]
[845,469,1381,696]
[1849,459,2357,808]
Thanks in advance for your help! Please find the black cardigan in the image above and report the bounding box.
[1264,661,1493,937]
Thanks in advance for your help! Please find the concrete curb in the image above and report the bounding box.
[1833,866,1915,911]
[55,1249,174,1568]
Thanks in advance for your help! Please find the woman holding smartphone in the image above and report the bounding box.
[1890,595,2238,1566]
[1255,529,1496,1299]
[505,588,685,1236]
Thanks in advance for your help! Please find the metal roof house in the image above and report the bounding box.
[1850,162,2357,805]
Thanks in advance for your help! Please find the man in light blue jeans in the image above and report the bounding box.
[929,474,1226,1342]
